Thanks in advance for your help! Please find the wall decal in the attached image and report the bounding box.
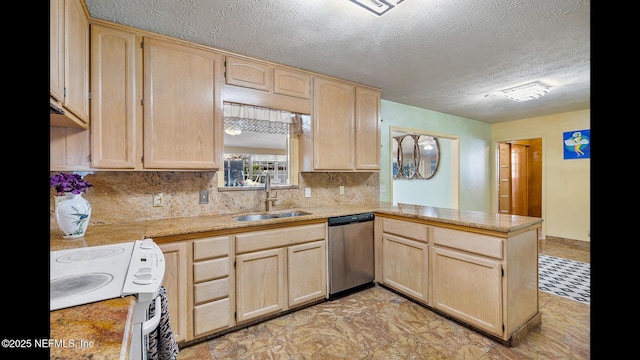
[563,129,590,159]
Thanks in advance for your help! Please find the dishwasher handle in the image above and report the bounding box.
[328,213,374,226]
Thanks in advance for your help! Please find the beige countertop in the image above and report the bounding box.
[49,203,543,358]
[49,296,136,359]
[50,203,542,250]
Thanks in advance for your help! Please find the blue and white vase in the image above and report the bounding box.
[55,192,92,238]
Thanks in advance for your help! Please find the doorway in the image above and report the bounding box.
[497,138,542,218]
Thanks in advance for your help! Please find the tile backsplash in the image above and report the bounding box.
[50,171,380,227]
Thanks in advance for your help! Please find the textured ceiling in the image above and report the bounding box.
[84,0,590,124]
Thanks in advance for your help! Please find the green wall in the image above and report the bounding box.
[379,100,492,212]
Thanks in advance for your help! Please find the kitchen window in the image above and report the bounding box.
[219,102,306,190]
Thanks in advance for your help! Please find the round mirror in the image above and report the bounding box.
[392,135,405,179]
[400,135,416,179]
[416,135,439,179]
[391,129,440,180]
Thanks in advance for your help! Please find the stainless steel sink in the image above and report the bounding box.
[233,214,279,221]
[233,210,312,221]
[275,210,312,218]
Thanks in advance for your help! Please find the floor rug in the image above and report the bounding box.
[538,254,590,305]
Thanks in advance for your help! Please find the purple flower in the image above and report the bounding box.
[50,173,93,196]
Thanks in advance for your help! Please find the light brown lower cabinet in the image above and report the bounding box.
[235,223,327,324]
[380,218,429,303]
[430,245,503,336]
[192,235,234,338]
[158,241,188,343]
[375,215,539,343]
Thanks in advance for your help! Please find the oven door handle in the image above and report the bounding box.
[142,296,162,336]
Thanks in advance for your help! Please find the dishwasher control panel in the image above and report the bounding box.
[328,212,374,226]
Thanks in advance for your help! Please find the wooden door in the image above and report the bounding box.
[498,139,542,218]
[498,143,511,214]
[510,143,528,216]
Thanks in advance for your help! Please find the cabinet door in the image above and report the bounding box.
[143,38,222,169]
[193,289,231,337]
[236,248,286,323]
[64,0,90,124]
[431,246,503,336]
[50,127,92,171]
[355,87,381,170]
[159,242,188,343]
[50,0,65,103]
[90,24,139,169]
[312,77,355,170]
[288,240,327,307]
[382,234,428,303]
[225,56,272,91]
[274,67,311,99]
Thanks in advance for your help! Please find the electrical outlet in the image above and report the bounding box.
[305,187,311,198]
[339,185,344,195]
[199,190,209,204]
[380,184,386,193]
[153,193,163,207]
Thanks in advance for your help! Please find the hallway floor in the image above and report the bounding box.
[177,239,590,359]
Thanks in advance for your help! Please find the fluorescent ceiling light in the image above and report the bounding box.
[500,82,551,102]
[349,0,405,16]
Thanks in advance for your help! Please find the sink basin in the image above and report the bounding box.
[233,214,279,221]
[233,210,312,221]
[275,210,312,218]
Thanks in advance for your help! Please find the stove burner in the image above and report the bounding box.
[56,246,126,263]
[50,273,114,300]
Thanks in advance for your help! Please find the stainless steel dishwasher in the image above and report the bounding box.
[328,212,375,299]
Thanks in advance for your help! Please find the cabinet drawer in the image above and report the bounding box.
[236,223,326,254]
[382,218,429,242]
[193,257,229,283]
[193,236,230,260]
[432,227,503,259]
[194,278,229,304]
[193,298,231,337]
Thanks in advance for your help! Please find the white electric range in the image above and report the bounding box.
[50,239,166,360]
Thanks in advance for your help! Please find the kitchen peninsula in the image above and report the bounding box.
[50,203,543,358]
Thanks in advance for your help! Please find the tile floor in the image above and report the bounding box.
[177,239,590,359]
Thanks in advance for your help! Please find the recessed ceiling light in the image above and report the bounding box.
[500,82,551,102]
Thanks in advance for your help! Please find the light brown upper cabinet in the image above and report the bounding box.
[223,56,312,114]
[300,77,381,171]
[50,0,90,129]
[273,68,311,99]
[225,56,272,92]
[355,86,381,170]
[90,24,140,169]
[143,37,223,170]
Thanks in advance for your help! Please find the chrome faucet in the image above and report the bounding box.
[264,171,278,211]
